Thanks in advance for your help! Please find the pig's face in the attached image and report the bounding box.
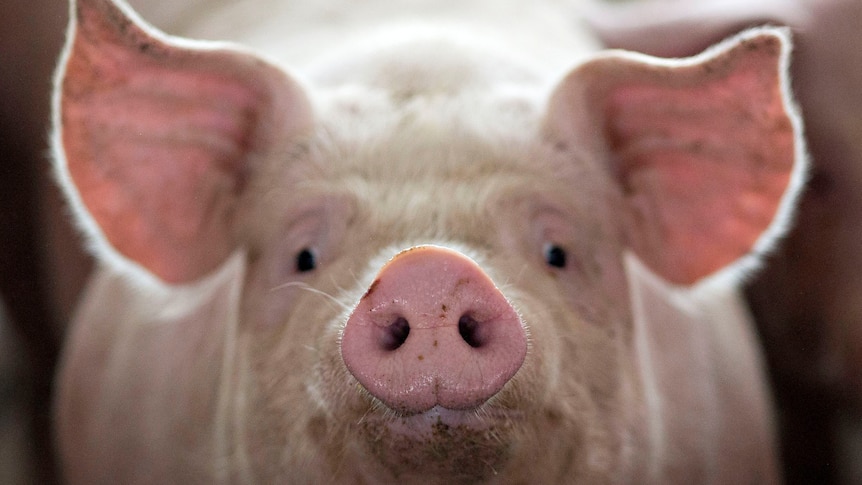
[53,0,803,483]
[235,102,633,480]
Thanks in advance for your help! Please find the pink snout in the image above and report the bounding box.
[341,246,527,414]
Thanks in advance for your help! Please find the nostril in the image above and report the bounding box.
[458,314,484,348]
[379,316,410,351]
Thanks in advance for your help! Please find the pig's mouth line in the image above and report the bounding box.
[371,404,524,433]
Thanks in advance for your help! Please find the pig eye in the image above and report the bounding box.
[543,243,568,269]
[295,248,318,273]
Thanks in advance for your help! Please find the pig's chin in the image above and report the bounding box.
[356,404,520,482]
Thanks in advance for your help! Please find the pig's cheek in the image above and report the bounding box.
[502,293,624,477]
[506,294,559,404]
[550,245,630,329]
[307,310,368,428]
[319,317,359,406]
[518,293,596,430]
[237,309,349,479]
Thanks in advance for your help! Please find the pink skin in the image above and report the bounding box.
[341,245,527,414]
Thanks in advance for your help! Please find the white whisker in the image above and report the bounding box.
[270,281,351,312]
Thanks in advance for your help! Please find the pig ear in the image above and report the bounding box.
[546,28,805,285]
[53,0,312,283]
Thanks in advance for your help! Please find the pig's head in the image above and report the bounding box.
[53,0,804,482]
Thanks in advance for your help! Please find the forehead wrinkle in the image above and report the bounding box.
[302,114,611,228]
[343,168,514,246]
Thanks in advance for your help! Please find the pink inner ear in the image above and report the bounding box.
[610,66,795,283]
[59,0,310,283]
[546,30,801,285]
[606,34,797,285]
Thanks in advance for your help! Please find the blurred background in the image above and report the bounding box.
[1,1,81,483]
[1,0,860,483]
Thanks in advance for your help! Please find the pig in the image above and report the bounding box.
[51,0,807,482]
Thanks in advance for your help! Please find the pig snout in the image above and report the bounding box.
[341,246,527,414]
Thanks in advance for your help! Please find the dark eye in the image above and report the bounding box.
[295,248,317,273]
[543,243,567,269]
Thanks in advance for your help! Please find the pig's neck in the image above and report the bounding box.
[623,254,778,483]
[56,256,247,481]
